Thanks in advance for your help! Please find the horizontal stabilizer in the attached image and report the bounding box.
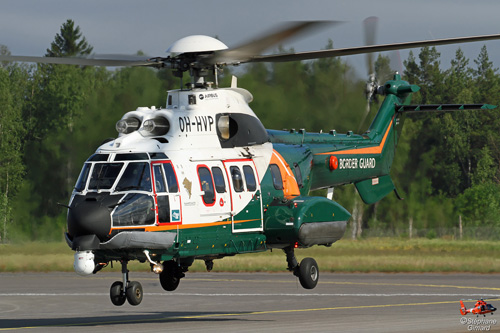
[396,104,496,113]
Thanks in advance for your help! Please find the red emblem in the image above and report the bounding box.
[329,156,338,170]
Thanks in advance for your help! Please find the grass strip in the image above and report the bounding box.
[1,238,499,273]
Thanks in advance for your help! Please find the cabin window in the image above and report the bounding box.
[75,163,91,192]
[88,163,123,190]
[230,166,244,192]
[243,165,257,192]
[270,164,283,190]
[212,167,226,193]
[115,162,152,192]
[198,166,215,205]
[163,163,179,192]
[293,163,303,188]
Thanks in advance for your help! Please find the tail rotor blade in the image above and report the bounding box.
[363,16,378,76]
[359,17,379,133]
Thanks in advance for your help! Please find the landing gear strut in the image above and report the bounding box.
[109,260,143,306]
[284,246,319,289]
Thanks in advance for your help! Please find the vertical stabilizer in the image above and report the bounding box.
[460,300,467,315]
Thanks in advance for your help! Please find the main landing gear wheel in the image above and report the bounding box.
[159,260,183,291]
[126,281,143,306]
[110,281,126,306]
[298,257,319,289]
[284,246,320,290]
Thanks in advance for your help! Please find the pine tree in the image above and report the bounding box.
[45,19,93,57]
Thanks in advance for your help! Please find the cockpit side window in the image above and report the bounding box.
[153,165,167,193]
[115,162,152,192]
[88,163,123,190]
[163,163,178,193]
[75,163,91,192]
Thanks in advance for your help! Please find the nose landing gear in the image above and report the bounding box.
[109,260,143,306]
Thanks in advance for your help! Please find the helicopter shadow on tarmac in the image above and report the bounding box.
[0,311,270,330]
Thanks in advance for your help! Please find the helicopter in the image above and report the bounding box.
[2,21,500,306]
[460,299,497,317]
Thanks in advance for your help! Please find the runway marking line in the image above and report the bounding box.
[92,276,500,292]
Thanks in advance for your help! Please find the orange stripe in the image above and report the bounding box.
[316,119,393,156]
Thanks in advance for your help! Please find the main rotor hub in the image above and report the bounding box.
[166,35,228,54]
[166,35,229,88]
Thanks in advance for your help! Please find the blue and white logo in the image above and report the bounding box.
[171,210,180,222]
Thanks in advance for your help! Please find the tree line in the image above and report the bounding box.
[1,20,499,242]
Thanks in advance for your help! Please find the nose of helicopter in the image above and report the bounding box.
[67,194,123,245]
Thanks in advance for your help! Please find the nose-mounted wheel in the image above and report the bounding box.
[109,260,143,306]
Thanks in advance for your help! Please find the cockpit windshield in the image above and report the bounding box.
[115,162,152,192]
[75,161,153,193]
[88,163,123,190]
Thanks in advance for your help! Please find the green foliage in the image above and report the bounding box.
[393,45,500,237]
[456,182,500,226]
[0,63,29,242]
[3,20,500,241]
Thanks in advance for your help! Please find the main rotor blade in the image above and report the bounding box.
[209,21,339,65]
[247,33,500,63]
[0,54,161,67]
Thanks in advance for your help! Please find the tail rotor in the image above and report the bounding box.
[359,16,382,132]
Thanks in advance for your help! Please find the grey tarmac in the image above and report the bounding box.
[0,272,499,332]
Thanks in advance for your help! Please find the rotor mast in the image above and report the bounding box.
[166,35,228,89]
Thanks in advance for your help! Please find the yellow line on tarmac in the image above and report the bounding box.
[322,281,500,292]
[179,299,459,319]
